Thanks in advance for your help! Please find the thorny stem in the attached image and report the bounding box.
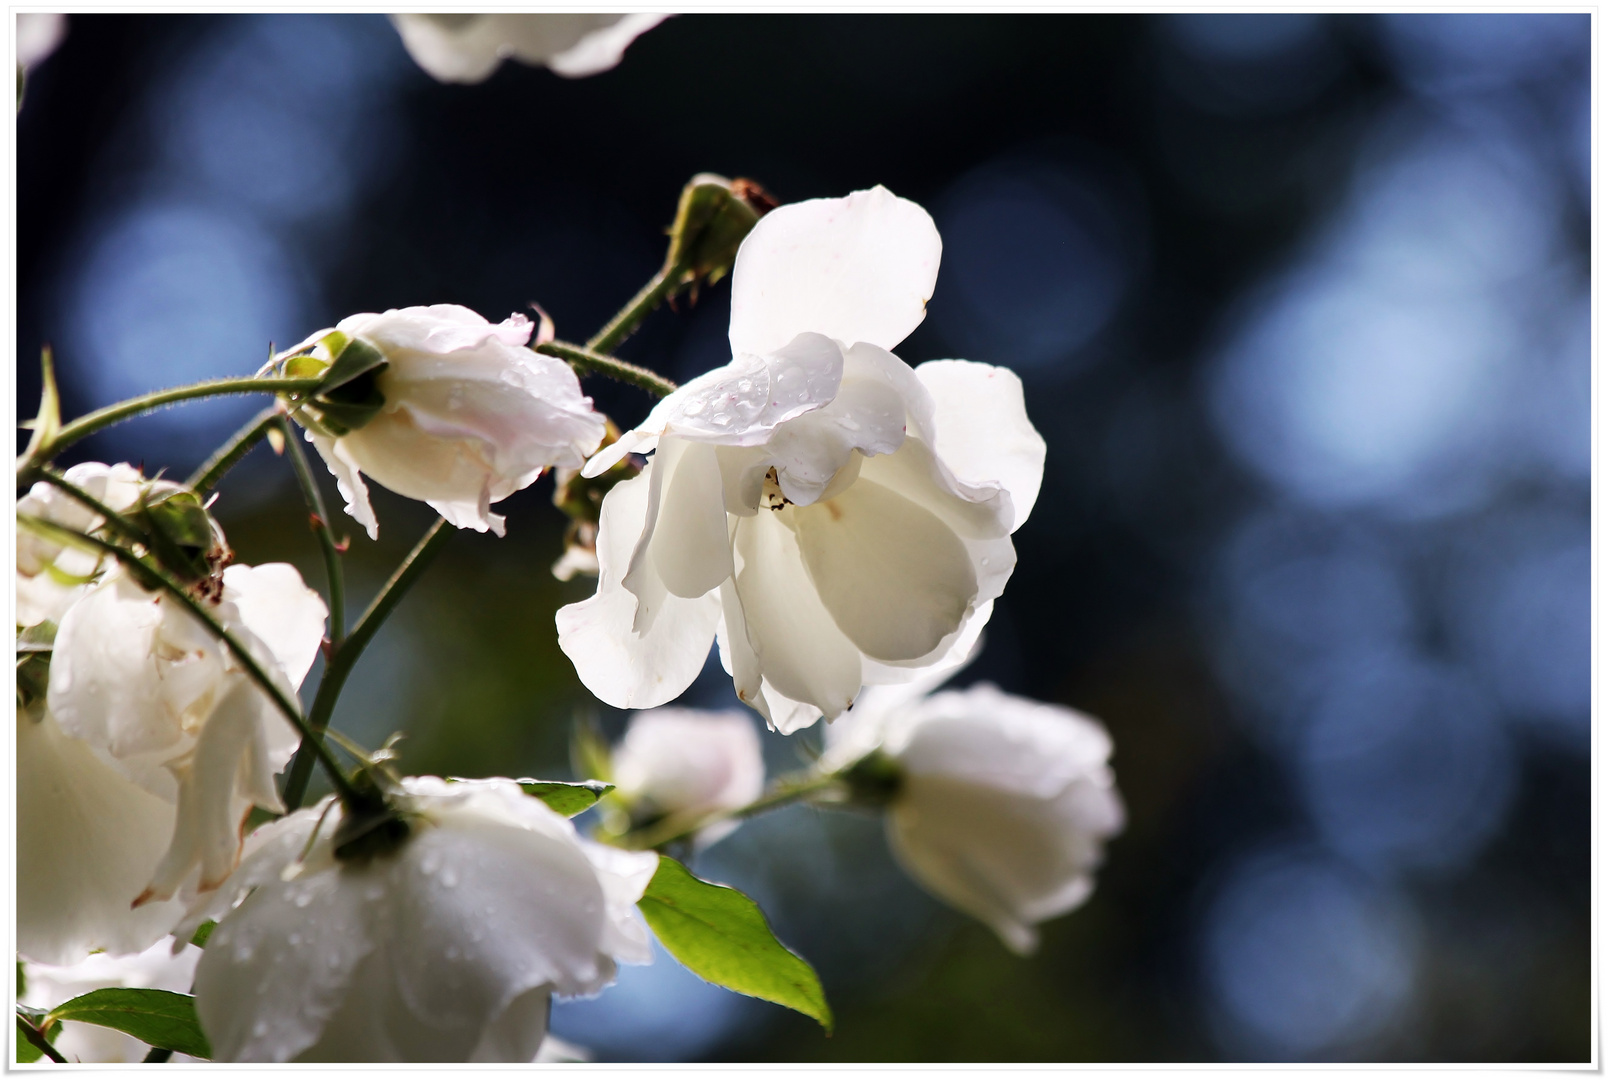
[619,772,845,851]
[15,514,361,806]
[281,517,452,813]
[19,375,322,476]
[585,261,688,357]
[537,340,678,399]
[277,416,346,645]
[187,405,281,494]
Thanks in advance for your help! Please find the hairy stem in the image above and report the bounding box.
[187,405,281,494]
[586,261,688,356]
[15,515,360,805]
[277,416,346,644]
[536,340,678,398]
[21,375,322,475]
[281,517,452,812]
[619,772,844,851]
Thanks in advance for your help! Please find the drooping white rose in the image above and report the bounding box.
[611,708,765,848]
[557,186,1046,733]
[389,13,665,84]
[185,777,659,1063]
[15,461,145,628]
[286,304,606,539]
[46,561,327,906]
[826,679,1125,955]
[20,937,202,1063]
[17,698,186,965]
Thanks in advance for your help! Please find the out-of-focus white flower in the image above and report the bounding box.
[825,678,1125,955]
[20,937,202,1063]
[17,13,66,72]
[46,562,327,908]
[551,540,600,582]
[558,186,1046,734]
[186,777,659,1063]
[286,305,606,539]
[15,461,144,628]
[389,13,665,84]
[611,708,765,848]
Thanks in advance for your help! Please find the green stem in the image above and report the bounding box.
[277,416,345,645]
[22,375,322,474]
[536,340,678,399]
[143,1047,174,1064]
[187,405,281,494]
[15,514,361,806]
[585,262,687,356]
[17,1011,66,1063]
[620,772,843,851]
[281,517,452,812]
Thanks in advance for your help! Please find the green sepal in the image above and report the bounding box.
[190,920,217,949]
[20,347,61,465]
[638,855,832,1032]
[132,487,219,585]
[300,335,389,437]
[665,174,773,293]
[46,988,211,1059]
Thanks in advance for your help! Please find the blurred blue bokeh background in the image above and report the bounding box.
[17,13,1589,1062]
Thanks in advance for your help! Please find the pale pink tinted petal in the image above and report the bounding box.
[309,431,378,540]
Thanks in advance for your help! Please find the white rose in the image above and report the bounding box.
[611,708,765,848]
[17,12,66,72]
[17,698,186,964]
[288,304,606,539]
[389,13,666,84]
[185,777,659,1062]
[46,562,327,905]
[557,186,1046,733]
[828,681,1125,955]
[20,937,202,1063]
[15,461,144,628]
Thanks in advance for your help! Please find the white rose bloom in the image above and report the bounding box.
[46,562,327,907]
[390,13,665,84]
[17,12,66,72]
[15,461,144,628]
[289,304,606,539]
[185,777,659,1063]
[611,708,765,848]
[20,937,202,1063]
[557,186,1046,733]
[17,698,185,964]
[826,680,1125,956]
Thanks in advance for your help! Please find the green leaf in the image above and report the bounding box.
[47,988,212,1059]
[16,1019,42,1064]
[517,779,614,817]
[190,920,217,949]
[638,855,831,1032]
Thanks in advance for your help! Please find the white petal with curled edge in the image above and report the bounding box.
[545,13,667,76]
[793,478,976,663]
[579,840,661,965]
[339,304,533,355]
[193,833,381,1062]
[585,335,845,484]
[17,706,185,965]
[648,440,734,599]
[728,186,942,357]
[731,510,862,723]
[48,572,178,761]
[309,430,378,540]
[221,564,328,688]
[917,360,1046,532]
[470,986,552,1063]
[557,467,721,708]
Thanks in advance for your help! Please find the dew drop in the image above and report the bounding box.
[252,1020,269,1038]
[683,399,705,416]
[287,932,302,947]
[441,867,459,888]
